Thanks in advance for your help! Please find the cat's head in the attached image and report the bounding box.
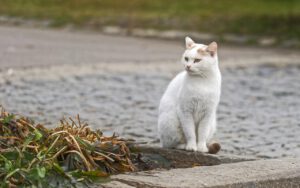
[181,37,218,75]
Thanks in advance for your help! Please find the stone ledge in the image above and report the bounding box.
[103,158,300,188]
[132,146,256,168]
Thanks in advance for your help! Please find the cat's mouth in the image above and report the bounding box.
[185,67,193,72]
[185,68,194,73]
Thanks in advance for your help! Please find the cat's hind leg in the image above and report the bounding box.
[158,111,183,149]
[206,117,221,154]
[206,116,217,142]
[197,111,216,152]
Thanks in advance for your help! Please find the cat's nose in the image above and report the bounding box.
[186,65,191,70]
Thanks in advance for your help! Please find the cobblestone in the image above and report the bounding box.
[0,63,299,158]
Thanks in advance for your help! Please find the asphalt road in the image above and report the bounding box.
[0,25,299,69]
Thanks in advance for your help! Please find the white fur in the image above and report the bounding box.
[158,37,221,152]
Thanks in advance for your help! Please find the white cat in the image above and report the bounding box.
[158,37,221,152]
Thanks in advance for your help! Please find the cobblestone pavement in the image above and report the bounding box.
[0,63,299,158]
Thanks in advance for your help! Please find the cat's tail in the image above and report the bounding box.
[208,142,221,154]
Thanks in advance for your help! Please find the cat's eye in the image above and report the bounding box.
[184,57,189,62]
[194,58,201,63]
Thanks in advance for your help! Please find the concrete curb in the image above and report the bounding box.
[103,158,300,188]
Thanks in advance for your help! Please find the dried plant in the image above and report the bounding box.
[0,107,136,187]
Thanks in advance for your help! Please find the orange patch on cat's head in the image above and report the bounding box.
[197,48,209,56]
[197,42,218,57]
[207,41,218,56]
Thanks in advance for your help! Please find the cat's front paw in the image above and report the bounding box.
[185,142,197,151]
[197,143,209,153]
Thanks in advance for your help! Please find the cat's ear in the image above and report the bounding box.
[185,36,195,49]
[206,41,218,56]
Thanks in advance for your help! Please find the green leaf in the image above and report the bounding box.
[33,129,43,141]
[4,160,13,171]
[78,170,109,177]
[71,170,110,183]
[0,154,13,171]
[52,163,64,174]
[13,147,26,168]
[29,166,46,180]
[75,136,95,151]
[1,151,18,161]
[22,134,35,152]
[21,151,35,163]
[1,115,14,125]
[37,167,46,178]
[4,168,20,181]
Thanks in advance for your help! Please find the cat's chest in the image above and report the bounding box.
[178,83,219,110]
[182,83,218,100]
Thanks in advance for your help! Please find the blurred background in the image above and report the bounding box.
[0,0,299,46]
[0,0,299,159]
